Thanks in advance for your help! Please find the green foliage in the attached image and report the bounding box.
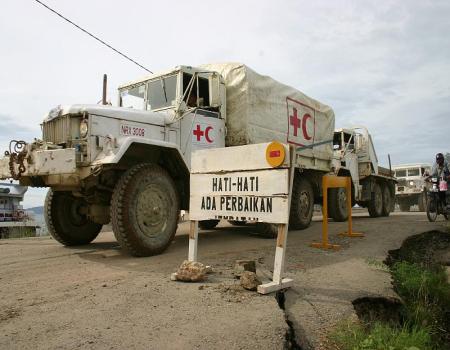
[392,262,449,304]
[330,261,449,349]
[330,321,432,350]
[392,261,450,329]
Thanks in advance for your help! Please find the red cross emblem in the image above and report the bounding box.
[290,107,312,140]
[193,124,213,143]
[286,97,315,146]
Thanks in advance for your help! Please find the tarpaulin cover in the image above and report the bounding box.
[201,63,335,161]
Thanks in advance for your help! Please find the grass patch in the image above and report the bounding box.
[392,261,450,344]
[330,261,450,349]
[329,320,432,350]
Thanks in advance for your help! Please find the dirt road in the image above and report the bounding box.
[0,212,446,349]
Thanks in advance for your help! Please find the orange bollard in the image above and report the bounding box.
[311,175,364,251]
[338,177,364,238]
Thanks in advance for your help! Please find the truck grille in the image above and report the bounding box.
[397,179,407,186]
[42,115,72,145]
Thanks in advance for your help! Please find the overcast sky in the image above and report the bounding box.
[1,0,449,207]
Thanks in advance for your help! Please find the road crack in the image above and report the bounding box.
[275,291,303,350]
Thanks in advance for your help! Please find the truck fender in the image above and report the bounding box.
[93,137,188,169]
[92,137,190,209]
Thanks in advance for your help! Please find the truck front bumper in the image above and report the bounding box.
[0,148,77,180]
[395,191,422,198]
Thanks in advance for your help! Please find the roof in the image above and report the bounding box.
[392,163,431,169]
[118,65,217,90]
[0,183,28,198]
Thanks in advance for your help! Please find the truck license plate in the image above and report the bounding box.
[120,124,146,137]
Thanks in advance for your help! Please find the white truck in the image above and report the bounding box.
[393,164,431,211]
[0,63,394,256]
[331,127,396,220]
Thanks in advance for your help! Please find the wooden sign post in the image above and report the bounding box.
[188,142,295,294]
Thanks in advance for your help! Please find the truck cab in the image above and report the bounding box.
[331,127,395,220]
[117,65,227,168]
[393,164,430,212]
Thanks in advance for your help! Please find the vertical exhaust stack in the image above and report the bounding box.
[102,74,107,105]
[388,154,392,177]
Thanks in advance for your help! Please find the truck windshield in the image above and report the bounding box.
[408,168,420,177]
[147,75,177,110]
[120,84,145,109]
[395,169,407,178]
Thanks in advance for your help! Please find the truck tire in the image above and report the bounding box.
[45,189,102,246]
[289,176,314,230]
[367,182,383,218]
[328,188,348,222]
[399,201,410,212]
[381,184,392,217]
[111,163,179,257]
[418,192,427,212]
[199,220,220,230]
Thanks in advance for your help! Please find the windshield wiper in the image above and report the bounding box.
[160,78,168,103]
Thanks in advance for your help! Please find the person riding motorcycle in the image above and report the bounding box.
[429,153,449,208]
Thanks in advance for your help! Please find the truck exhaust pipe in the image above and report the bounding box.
[102,74,107,105]
[388,154,392,177]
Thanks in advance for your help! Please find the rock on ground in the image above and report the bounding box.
[240,271,261,291]
[175,260,207,282]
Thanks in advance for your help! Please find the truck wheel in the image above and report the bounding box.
[199,220,220,230]
[289,177,314,230]
[367,183,383,218]
[328,188,348,222]
[111,163,179,257]
[45,189,102,246]
[399,201,410,212]
[418,192,427,212]
[381,184,392,217]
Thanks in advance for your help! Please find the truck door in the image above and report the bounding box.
[179,73,226,169]
[180,110,225,169]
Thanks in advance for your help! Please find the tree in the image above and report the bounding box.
[445,153,450,163]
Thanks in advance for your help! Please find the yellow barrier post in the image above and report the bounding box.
[338,177,364,238]
[311,175,363,250]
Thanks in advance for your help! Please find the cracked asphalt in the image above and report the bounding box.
[0,211,446,349]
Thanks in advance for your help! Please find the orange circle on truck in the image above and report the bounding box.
[266,141,286,168]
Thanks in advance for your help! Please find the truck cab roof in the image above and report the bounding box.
[118,65,218,90]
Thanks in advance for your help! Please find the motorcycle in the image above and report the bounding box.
[426,176,449,222]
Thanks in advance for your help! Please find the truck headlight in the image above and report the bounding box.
[409,181,414,186]
[80,120,89,138]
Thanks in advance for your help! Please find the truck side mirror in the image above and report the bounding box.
[209,73,221,108]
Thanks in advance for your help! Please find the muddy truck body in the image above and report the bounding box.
[393,164,430,212]
[0,63,392,256]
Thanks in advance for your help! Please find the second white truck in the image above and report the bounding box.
[331,127,396,221]
[393,164,430,211]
